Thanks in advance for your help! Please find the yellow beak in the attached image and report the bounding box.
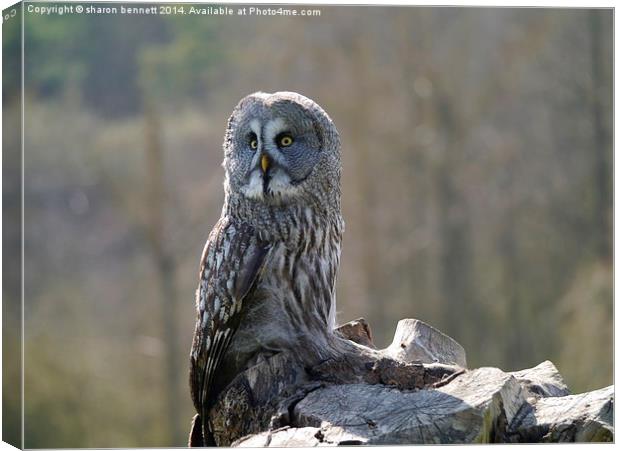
[261,154,270,173]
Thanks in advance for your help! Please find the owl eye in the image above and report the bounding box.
[277,133,294,148]
[248,133,258,150]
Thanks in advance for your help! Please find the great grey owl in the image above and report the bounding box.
[189,92,345,446]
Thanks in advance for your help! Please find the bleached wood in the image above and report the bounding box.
[385,318,467,367]
[506,385,613,442]
[196,318,613,446]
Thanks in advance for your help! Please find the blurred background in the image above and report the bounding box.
[2,3,612,447]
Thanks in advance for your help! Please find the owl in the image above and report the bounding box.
[189,92,345,446]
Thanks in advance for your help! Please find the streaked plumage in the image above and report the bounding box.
[189,92,345,446]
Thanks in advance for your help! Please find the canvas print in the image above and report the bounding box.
[1,1,614,448]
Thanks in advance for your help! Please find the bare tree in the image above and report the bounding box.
[143,101,183,444]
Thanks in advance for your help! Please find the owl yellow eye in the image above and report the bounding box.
[248,132,258,150]
[278,135,294,147]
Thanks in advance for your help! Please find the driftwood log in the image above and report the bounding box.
[195,318,613,445]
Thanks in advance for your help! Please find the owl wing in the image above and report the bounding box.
[189,217,269,439]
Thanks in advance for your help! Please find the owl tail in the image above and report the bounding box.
[188,413,218,447]
[188,414,204,447]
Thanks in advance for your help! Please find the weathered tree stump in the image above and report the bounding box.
[197,318,613,445]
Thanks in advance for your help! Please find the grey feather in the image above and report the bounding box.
[189,92,345,446]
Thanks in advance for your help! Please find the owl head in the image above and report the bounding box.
[222,92,341,209]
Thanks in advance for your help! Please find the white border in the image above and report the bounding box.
[1,0,619,8]
[0,2,616,451]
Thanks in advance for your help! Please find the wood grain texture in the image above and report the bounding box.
[192,318,613,446]
[385,318,467,367]
[506,385,614,442]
